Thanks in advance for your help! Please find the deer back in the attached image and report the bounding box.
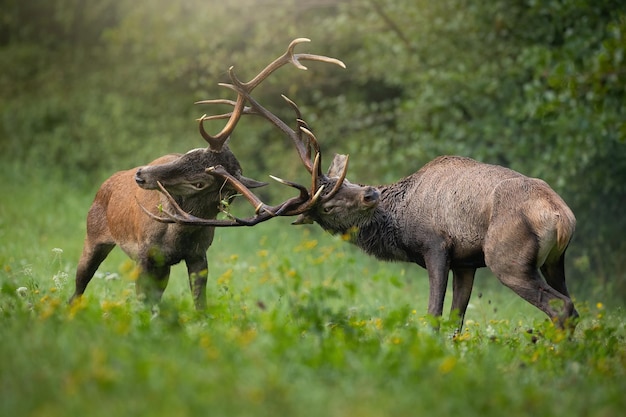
[372,155,574,265]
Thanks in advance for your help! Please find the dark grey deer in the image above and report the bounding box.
[293,153,578,330]
[155,80,578,330]
[69,38,344,309]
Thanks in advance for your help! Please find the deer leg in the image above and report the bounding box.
[540,253,572,297]
[450,268,476,331]
[136,253,171,305]
[485,222,576,328]
[540,254,579,324]
[70,242,115,303]
[423,250,451,323]
[494,269,575,328]
[185,255,209,310]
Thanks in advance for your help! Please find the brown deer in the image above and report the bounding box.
[69,38,344,309]
[154,77,578,330]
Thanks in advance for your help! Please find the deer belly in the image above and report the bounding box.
[449,233,487,268]
[116,241,141,261]
[450,251,486,268]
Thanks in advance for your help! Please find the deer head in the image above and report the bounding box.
[289,153,380,233]
[134,145,265,201]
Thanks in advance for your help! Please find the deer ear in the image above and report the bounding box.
[238,175,268,189]
[327,154,348,178]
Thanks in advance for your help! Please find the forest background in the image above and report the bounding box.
[1,0,625,299]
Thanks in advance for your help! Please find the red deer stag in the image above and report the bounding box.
[69,38,344,309]
[154,78,578,331]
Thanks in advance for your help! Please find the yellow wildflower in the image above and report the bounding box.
[217,268,233,286]
[373,318,383,330]
[438,356,457,374]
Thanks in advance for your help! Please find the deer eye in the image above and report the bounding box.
[194,182,206,190]
[322,206,333,214]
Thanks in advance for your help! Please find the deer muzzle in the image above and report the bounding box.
[135,168,146,186]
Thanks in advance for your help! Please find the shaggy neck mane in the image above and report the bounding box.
[170,191,222,221]
[354,185,408,262]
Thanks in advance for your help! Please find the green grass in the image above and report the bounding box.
[1,165,624,417]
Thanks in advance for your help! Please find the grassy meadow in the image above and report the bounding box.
[0,165,624,417]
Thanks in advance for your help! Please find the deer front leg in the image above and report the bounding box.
[423,249,451,324]
[136,252,171,306]
[186,255,209,310]
[451,267,476,332]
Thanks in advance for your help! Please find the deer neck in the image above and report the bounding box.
[353,207,400,261]
[164,193,222,221]
[353,186,415,263]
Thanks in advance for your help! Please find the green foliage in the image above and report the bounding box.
[1,185,625,416]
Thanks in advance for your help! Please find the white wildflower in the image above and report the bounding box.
[52,271,69,289]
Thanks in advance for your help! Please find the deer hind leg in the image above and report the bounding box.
[541,253,579,324]
[451,268,476,332]
[484,220,576,328]
[70,242,115,304]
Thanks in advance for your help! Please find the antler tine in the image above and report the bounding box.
[269,175,326,215]
[268,172,307,193]
[137,197,176,224]
[244,38,346,91]
[196,96,259,113]
[310,152,321,199]
[196,91,247,150]
[281,94,319,173]
[195,98,239,106]
[281,94,303,119]
[281,94,320,167]
[300,127,322,174]
[196,99,257,122]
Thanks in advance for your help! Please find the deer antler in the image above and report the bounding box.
[197,38,345,152]
[139,165,319,226]
[146,39,348,227]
